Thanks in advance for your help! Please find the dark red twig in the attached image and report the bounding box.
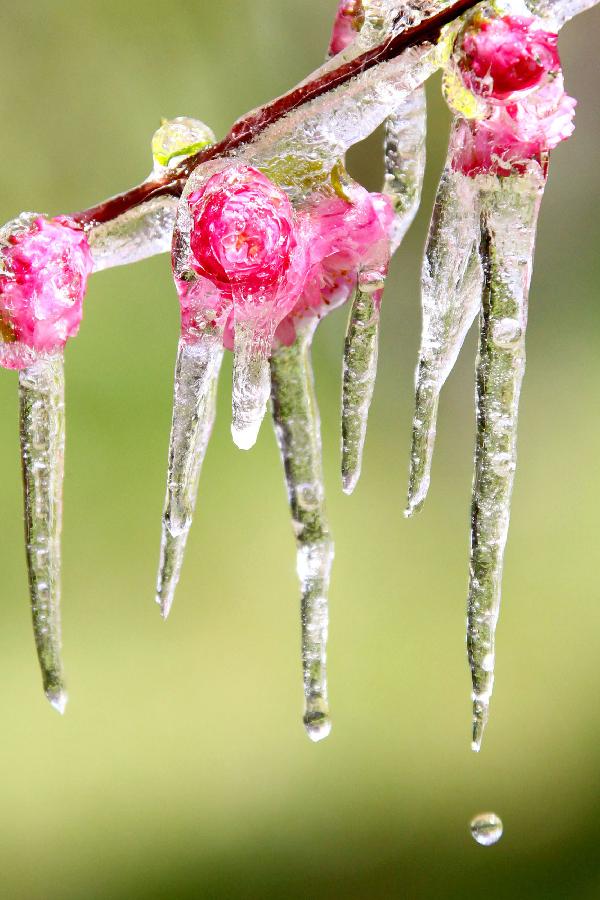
[72,0,476,227]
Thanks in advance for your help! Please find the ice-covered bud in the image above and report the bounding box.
[328,0,365,56]
[276,184,394,345]
[186,165,310,344]
[451,75,576,176]
[445,11,575,177]
[152,117,216,170]
[458,15,560,102]
[0,214,92,370]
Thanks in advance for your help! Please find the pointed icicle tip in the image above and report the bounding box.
[46,688,68,715]
[156,593,172,621]
[404,495,425,519]
[231,419,262,451]
[471,698,488,752]
[303,710,332,743]
[342,470,359,496]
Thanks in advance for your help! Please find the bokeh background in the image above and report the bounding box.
[0,2,599,897]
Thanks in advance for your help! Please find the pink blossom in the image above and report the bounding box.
[452,76,576,177]
[183,165,310,344]
[459,15,560,102]
[276,187,394,345]
[328,1,364,57]
[0,216,92,370]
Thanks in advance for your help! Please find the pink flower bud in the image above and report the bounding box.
[452,76,576,176]
[459,15,560,102]
[328,1,364,57]
[276,186,394,345]
[0,215,92,370]
[180,165,310,344]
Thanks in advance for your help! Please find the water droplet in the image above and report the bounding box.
[470,812,503,846]
[492,317,522,349]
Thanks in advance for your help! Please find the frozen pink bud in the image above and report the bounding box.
[184,165,310,345]
[452,75,576,176]
[0,215,92,370]
[328,0,364,56]
[459,15,560,102]
[188,166,297,298]
[276,186,394,345]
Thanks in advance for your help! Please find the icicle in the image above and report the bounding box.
[231,320,272,451]
[341,273,385,494]
[340,87,426,495]
[19,354,67,712]
[406,166,483,516]
[468,167,545,751]
[383,84,427,252]
[156,335,223,618]
[270,322,333,741]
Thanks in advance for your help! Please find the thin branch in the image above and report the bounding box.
[72,0,477,227]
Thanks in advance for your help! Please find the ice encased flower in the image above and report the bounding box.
[276,185,394,345]
[459,15,560,101]
[445,13,575,177]
[180,165,310,345]
[0,215,92,369]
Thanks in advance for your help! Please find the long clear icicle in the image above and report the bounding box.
[270,322,333,741]
[406,166,483,516]
[19,354,67,712]
[231,322,272,451]
[341,277,384,494]
[341,85,426,494]
[469,168,545,751]
[156,335,223,618]
[384,84,427,252]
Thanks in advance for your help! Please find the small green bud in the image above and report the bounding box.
[151,117,216,168]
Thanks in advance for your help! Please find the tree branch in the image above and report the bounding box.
[72,0,477,228]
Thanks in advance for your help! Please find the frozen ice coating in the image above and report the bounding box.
[19,356,67,713]
[0,0,596,740]
[404,5,574,748]
[90,117,217,271]
[383,84,427,252]
[0,214,92,368]
[89,197,178,272]
[406,167,483,516]
[156,336,223,618]
[469,166,545,751]
[184,164,311,449]
[0,214,92,707]
[270,321,333,742]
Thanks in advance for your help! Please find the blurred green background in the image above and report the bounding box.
[0,2,599,898]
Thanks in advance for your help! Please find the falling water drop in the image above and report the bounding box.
[470,812,503,846]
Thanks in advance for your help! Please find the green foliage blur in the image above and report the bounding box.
[0,2,599,897]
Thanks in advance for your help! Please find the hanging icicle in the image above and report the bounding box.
[156,335,223,618]
[0,213,92,707]
[406,6,575,747]
[469,167,545,750]
[19,355,67,711]
[406,161,483,516]
[270,321,333,741]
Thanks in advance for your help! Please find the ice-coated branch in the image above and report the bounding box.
[69,0,477,231]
